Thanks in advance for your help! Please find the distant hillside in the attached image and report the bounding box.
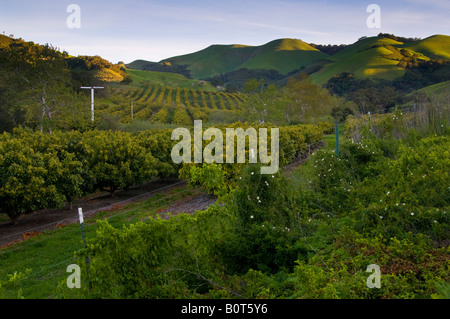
[311,34,450,85]
[310,36,408,85]
[128,38,328,79]
[129,34,450,89]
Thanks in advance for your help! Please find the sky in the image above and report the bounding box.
[0,0,449,64]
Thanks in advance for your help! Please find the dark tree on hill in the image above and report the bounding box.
[309,43,349,55]
[325,72,372,96]
[377,33,421,43]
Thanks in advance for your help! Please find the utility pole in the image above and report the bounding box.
[81,86,104,121]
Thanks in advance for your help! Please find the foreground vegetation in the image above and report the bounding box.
[1,113,448,299]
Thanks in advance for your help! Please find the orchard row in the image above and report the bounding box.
[97,84,245,125]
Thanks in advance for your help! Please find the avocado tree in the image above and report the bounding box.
[84,130,158,196]
[0,136,65,224]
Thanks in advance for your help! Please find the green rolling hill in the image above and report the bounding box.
[308,34,450,85]
[310,36,408,85]
[402,35,450,60]
[128,38,329,79]
[128,34,450,88]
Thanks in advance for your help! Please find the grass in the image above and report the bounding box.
[311,37,407,85]
[402,35,450,60]
[0,185,197,299]
[414,80,450,98]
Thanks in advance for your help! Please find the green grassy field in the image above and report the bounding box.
[402,35,450,60]
[310,37,407,85]
[414,80,450,98]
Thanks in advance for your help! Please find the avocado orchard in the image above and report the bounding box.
[0,122,328,223]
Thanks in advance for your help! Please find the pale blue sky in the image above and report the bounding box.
[0,0,449,63]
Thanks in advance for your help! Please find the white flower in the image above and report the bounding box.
[251,172,254,175]
[250,215,254,219]
[411,212,414,216]
[387,191,390,195]
[380,216,383,219]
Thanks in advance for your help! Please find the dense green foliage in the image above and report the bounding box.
[75,126,449,299]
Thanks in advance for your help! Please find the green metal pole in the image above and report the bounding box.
[78,208,92,291]
[335,121,339,156]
